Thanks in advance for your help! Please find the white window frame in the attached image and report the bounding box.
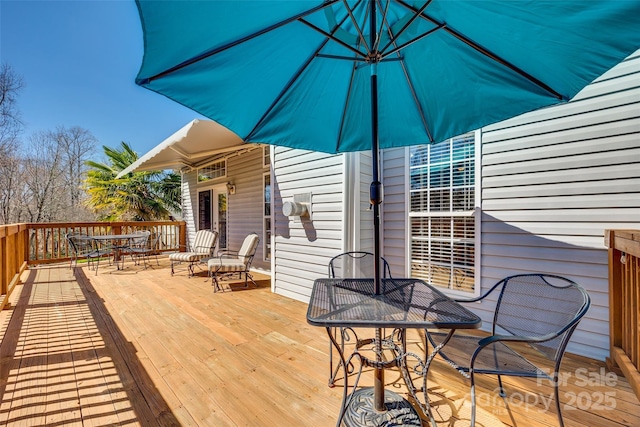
[263,171,271,262]
[405,130,482,298]
[197,159,227,182]
[263,145,271,168]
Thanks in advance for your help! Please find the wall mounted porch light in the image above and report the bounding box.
[226,181,236,195]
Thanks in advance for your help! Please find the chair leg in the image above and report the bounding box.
[470,370,476,427]
[171,260,175,275]
[188,263,194,277]
[212,273,222,293]
[554,380,564,427]
[328,338,335,387]
[498,375,506,397]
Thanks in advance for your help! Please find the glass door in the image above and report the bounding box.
[198,185,228,250]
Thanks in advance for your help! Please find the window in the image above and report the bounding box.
[198,160,226,182]
[408,132,477,294]
[263,172,271,261]
[263,145,271,168]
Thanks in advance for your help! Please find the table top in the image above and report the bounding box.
[307,278,481,330]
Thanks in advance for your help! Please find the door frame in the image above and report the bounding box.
[197,183,228,250]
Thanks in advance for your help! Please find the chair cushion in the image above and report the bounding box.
[170,252,208,262]
[208,258,246,272]
[238,234,259,264]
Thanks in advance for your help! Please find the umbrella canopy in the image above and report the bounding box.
[135,0,640,154]
[117,119,245,176]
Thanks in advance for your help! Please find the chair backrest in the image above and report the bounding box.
[66,233,95,255]
[238,233,260,266]
[328,251,392,279]
[149,231,162,252]
[130,230,151,248]
[192,230,218,255]
[492,274,590,360]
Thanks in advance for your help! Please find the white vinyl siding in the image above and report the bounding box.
[479,50,640,361]
[380,148,407,278]
[272,146,344,302]
[181,170,198,247]
[225,148,270,271]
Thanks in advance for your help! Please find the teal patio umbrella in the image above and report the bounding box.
[134,0,640,421]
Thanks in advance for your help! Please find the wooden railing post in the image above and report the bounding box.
[1,226,6,297]
[607,230,623,360]
[179,222,187,252]
[605,229,640,400]
[1,224,28,311]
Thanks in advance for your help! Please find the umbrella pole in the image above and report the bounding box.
[368,0,386,414]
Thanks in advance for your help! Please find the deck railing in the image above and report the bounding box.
[605,229,640,400]
[0,223,28,311]
[1,221,187,311]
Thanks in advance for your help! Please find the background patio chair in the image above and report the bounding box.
[208,232,259,292]
[326,251,392,387]
[66,233,111,275]
[118,230,150,269]
[120,230,162,269]
[169,229,218,277]
[328,251,392,280]
[425,273,591,427]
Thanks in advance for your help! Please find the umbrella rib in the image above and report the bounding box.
[138,0,340,84]
[299,19,367,60]
[377,0,434,143]
[336,59,360,150]
[394,0,565,100]
[381,24,442,59]
[245,11,355,143]
[341,0,371,54]
[378,0,433,54]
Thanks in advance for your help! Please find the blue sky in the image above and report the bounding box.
[1,0,204,156]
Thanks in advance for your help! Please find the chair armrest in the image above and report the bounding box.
[217,250,240,259]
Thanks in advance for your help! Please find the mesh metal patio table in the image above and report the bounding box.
[307,278,481,427]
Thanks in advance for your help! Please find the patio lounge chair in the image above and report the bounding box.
[326,251,392,387]
[169,229,218,277]
[425,273,591,427]
[66,233,111,275]
[208,232,259,292]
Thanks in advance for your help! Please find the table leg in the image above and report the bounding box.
[399,328,458,427]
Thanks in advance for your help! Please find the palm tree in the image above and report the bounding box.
[84,142,181,221]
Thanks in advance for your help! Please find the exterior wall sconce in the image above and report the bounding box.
[226,181,236,195]
[283,192,312,222]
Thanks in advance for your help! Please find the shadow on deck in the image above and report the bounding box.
[0,259,638,426]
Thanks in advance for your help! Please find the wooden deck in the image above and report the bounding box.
[1,258,638,426]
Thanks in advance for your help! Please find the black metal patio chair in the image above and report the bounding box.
[425,273,591,427]
[120,230,162,269]
[66,233,111,275]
